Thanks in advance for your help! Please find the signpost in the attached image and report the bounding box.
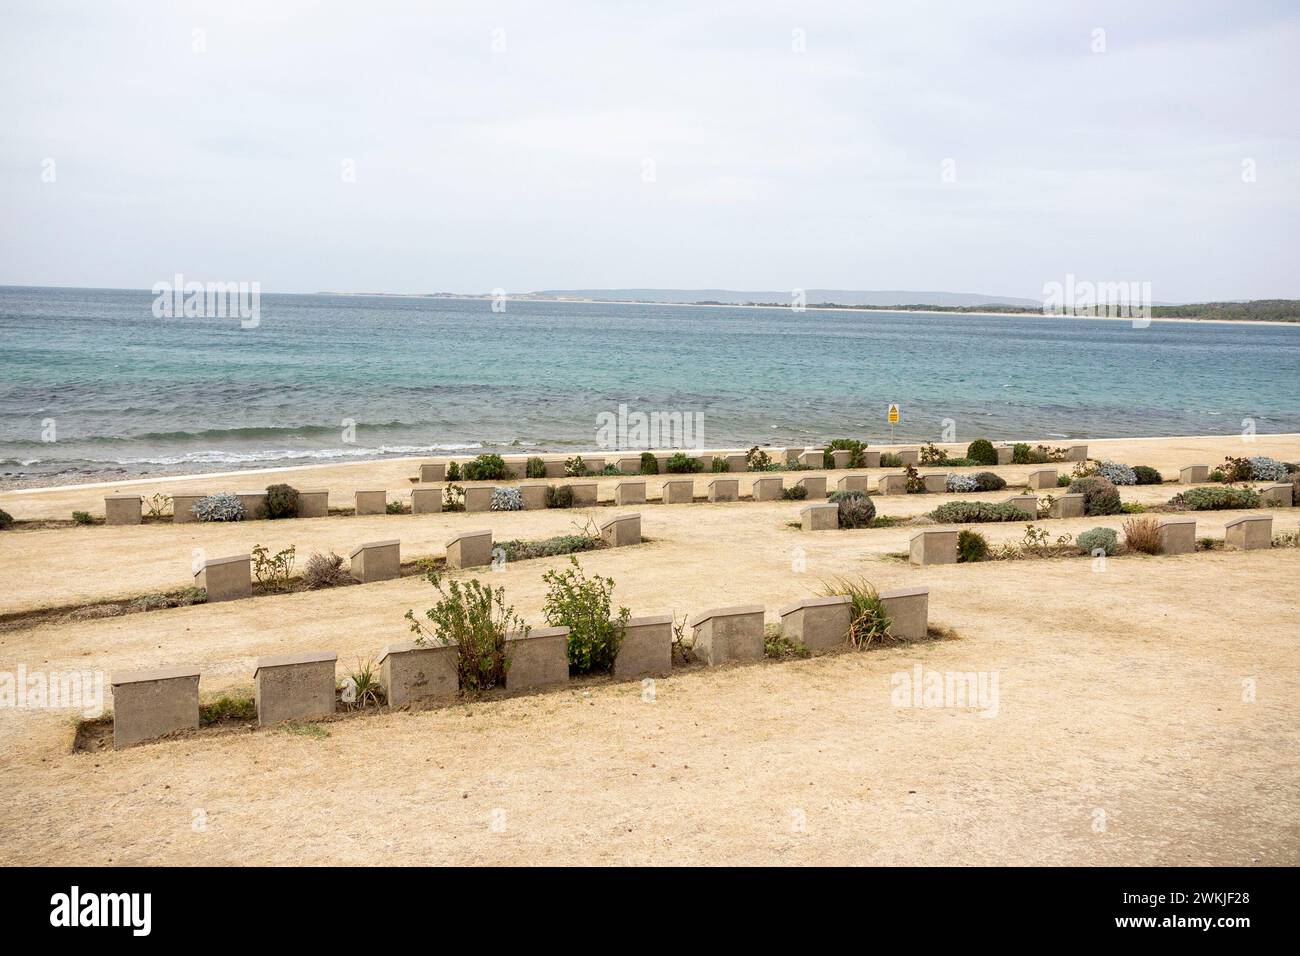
[887,403,900,442]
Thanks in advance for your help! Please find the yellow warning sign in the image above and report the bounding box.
[887,403,900,424]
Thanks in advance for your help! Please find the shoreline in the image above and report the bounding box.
[325,292,1299,328]
[5,432,1297,496]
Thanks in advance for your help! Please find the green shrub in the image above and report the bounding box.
[819,577,891,648]
[1167,486,1261,511]
[879,452,903,468]
[710,456,730,472]
[385,500,408,515]
[564,455,588,478]
[525,456,547,479]
[1012,443,1031,464]
[251,543,296,592]
[546,485,574,509]
[966,439,997,466]
[825,439,867,468]
[746,446,776,471]
[446,461,462,481]
[1207,469,1225,483]
[1120,502,1146,514]
[72,510,93,525]
[639,452,659,475]
[442,484,465,511]
[830,490,875,528]
[1067,475,1121,516]
[542,556,630,674]
[665,452,703,474]
[405,572,524,692]
[262,483,299,519]
[496,534,598,561]
[781,484,808,501]
[1132,465,1163,485]
[929,501,1029,523]
[200,693,257,725]
[957,529,989,562]
[1056,475,1072,487]
[973,471,1006,492]
[1077,527,1118,556]
[0,508,12,530]
[463,453,512,481]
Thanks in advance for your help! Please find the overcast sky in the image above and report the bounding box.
[1,0,1296,301]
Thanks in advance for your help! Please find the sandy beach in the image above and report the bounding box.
[0,433,1297,865]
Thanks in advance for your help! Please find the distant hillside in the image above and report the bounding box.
[525,288,1043,308]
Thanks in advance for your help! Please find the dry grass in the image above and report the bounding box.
[1123,515,1162,554]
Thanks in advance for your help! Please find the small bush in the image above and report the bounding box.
[0,508,12,530]
[710,456,730,472]
[1122,516,1161,555]
[302,551,350,589]
[665,452,703,474]
[947,473,977,493]
[72,510,93,525]
[966,439,998,466]
[490,486,524,511]
[386,500,408,515]
[442,484,465,511]
[1132,465,1163,485]
[1120,502,1146,514]
[406,573,524,692]
[1078,527,1119,556]
[200,693,257,725]
[564,455,589,478]
[825,439,867,468]
[496,534,598,561]
[542,556,630,674]
[463,453,512,481]
[973,471,1006,492]
[1056,475,1072,487]
[1248,456,1289,481]
[193,493,244,522]
[746,446,774,471]
[765,628,810,659]
[879,452,903,468]
[781,484,808,501]
[446,461,462,482]
[1094,460,1137,485]
[1168,486,1260,511]
[640,452,659,475]
[1067,475,1121,516]
[819,576,892,648]
[525,456,547,479]
[341,658,384,709]
[830,490,876,528]
[957,529,989,562]
[546,485,574,509]
[929,501,1028,523]
[263,483,300,519]
[919,442,946,466]
[251,543,296,592]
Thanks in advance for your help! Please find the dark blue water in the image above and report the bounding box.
[2,285,1298,481]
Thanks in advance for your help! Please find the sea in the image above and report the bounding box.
[2,285,1298,485]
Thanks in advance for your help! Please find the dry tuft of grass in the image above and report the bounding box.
[1123,515,1162,555]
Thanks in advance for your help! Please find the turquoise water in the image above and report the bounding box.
[2,285,1298,481]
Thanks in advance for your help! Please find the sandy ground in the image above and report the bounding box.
[0,434,1297,865]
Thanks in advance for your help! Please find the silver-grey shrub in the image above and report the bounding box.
[490,486,524,511]
[1248,456,1289,481]
[1077,527,1118,556]
[946,473,978,493]
[1094,460,1137,485]
[193,493,244,522]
